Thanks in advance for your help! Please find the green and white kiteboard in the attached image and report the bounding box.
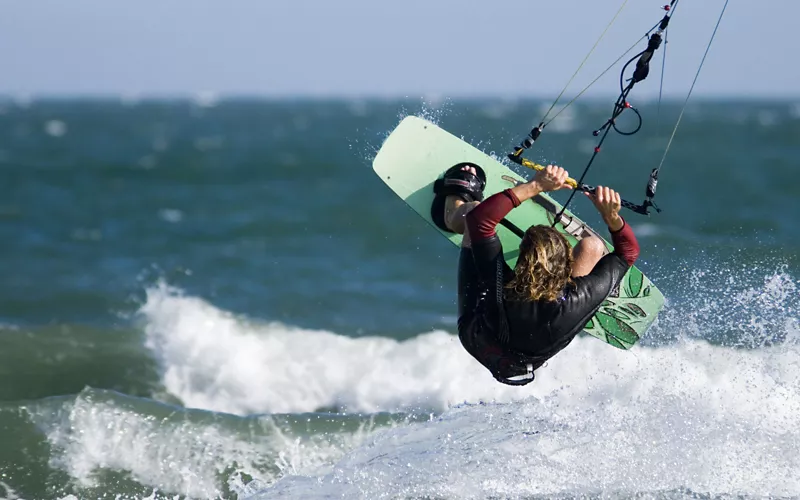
[372,115,664,349]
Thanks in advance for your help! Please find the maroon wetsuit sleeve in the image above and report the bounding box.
[609,218,639,266]
[464,189,520,286]
[465,189,521,242]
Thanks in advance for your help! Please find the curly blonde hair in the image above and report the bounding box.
[504,225,574,302]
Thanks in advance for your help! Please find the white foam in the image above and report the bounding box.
[0,482,22,500]
[44,120,67,137]
[27,389,374,499]
[158,209,183,223]
[139,272,799,419]
[653,265,800,349]
[249,336,800,498]
[140,282,515,415]
[130,267,800,497]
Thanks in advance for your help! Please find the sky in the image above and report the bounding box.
[0,0,796,99]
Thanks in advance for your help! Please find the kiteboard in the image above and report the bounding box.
[372,115,664,349]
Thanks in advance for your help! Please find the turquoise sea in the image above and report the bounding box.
[0,97,798,499]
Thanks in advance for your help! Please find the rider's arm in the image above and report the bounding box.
[552,219,640,332]
[466,179,544,242]
[466,189,518,241]
[576,218,640,299]
[609,218,639,266]
[464,189,520,282]
[587,185,638,266]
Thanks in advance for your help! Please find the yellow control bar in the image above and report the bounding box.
[517,158,580,189]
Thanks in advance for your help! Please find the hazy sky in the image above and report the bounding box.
[1,0,796,98]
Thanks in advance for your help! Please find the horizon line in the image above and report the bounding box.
[1,91,799,103]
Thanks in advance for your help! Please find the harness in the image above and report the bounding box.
[461,257,553,386]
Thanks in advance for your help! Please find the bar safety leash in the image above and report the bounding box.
[508,1,738,222]
[548,1,678,223]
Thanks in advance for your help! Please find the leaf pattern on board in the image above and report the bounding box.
[602,307,631,321]
[605,335,625,350]
[596,311,640,346]
[624,266,644,297]
[620,303,647,318]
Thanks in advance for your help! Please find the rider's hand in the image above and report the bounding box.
[531,165,573,193]
[585,186,623,231]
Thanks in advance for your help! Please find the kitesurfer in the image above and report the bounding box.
[430,163,640,385]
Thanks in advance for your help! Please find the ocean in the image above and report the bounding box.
[0,97,798,499]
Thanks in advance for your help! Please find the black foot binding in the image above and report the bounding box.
[430,162,487,233]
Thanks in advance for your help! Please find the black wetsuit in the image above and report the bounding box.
[457,189,640,385]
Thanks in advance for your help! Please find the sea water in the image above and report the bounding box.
[0,98,798,499]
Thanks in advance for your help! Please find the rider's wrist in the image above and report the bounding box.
[512,180,542,203]
[606,215,624,232]
[526,180,544,196]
